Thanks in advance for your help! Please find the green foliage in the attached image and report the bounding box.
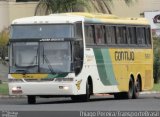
[124,0,138,6]
[0,28,9,60]
[88,0,137,14]
[153,37,160,83]
[35,0,137,15]
[0,83,9,95]
[152,83,160,91]
[0,29,9,46]
[35,0,89,15]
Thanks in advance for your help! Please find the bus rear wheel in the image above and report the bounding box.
[123,78,134,99]
[27,96,36,104]
[133,78,141,99]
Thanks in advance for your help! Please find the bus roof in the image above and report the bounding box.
[12,12,149,25]
[65,12,149,25]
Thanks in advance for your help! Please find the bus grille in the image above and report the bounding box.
[24,78,55,82]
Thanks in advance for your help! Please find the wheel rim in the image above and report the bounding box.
[87,83,90,99]
[135,79,140,94]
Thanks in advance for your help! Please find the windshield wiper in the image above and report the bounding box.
[43,55,56,75]
[41,45,56,75]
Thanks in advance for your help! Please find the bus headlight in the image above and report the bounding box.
[12,86,23,94]
[63,86,69,90]
[59,86,69,90]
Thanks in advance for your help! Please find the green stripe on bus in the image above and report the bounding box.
[101,49,117,85]
[48,73,68,78]
[93,49,117,86]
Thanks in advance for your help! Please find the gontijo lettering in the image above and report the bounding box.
[115,51,134,61]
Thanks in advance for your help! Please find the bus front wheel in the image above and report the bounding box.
[27,96,36,104]
[82,81,91,102]
[71,81,91,102]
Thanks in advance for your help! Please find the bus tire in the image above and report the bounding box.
[27,96,36,104]
[82,81,91,102]
[133,78,140,99]
[123,78,134,99]
[71,81,91,102]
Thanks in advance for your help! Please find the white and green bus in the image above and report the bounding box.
[8,12,153,104]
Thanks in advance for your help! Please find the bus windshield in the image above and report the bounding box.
[10,42,71,74]
[10,24,74,39]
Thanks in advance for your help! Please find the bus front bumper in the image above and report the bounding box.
[9,82,78,96]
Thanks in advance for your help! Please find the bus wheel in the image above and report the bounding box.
[123,78,134,99]
[71,81,91,102]
[27,96,36,104]
[82,81,91,102]
[133,78,140,99]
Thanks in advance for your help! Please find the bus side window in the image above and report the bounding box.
[105,26,116,45]
[145,27,151,46]
[85,25,95,45]
[137,27,146,46]
[127,27,137,45]
[74,41,83,75]
[95,25,105,45]
[75,22,82,39]
[116,27,127,44]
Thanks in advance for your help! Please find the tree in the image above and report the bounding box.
[153,37,160,83]
[88,0,137,14]
[0,28,9,60]
[34,0,88,15]
[35,0,137,15]
[154,51,160,83]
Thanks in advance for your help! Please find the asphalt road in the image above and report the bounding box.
[0,93,160,111]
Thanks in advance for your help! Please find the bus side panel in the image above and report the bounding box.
[109,48,153,92]
[84,48,120,94]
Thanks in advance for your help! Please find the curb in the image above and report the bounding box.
[140,91,160,94]
[95,91,160,97]
[0,95,26,99]
[0,91,159,99]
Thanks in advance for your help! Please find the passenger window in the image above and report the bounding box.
[116,27,127,44]
[105,26,116,45]
[137,27,146,45]
[127,27,137,44]
[95,25,105,44]
[145,27,151,45]
[85,25,95,45]
[75,23,82,39]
